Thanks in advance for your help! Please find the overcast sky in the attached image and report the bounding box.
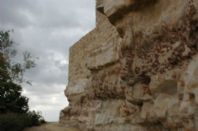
[0,0,95,121]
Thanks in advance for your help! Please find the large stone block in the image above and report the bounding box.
[61,0,198,130]
[86,37,121,70]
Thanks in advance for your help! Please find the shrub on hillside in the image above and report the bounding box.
[0,112,45,131]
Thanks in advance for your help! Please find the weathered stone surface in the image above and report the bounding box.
[60,0,198,130]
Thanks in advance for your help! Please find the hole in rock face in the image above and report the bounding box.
[189,92,195,101]
[156,80,178,95]
[117,28,125,38]
[189,20,198,51]
[178,93,184,101]
[139,73,151,85]
[106,0,159,24]
[97,7,104,14]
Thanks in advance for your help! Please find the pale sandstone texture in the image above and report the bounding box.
[60,0,198,130]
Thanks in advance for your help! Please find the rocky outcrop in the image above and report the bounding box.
[60,0,198,130]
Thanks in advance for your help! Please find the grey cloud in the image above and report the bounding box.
[0,0,95,121]
[0,0,34,27]
[24,83,66,97]
[0,0,95,29]
[24,89,68,121]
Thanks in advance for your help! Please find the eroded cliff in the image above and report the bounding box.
[60,0,198,130]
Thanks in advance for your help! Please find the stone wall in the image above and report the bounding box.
[60,0,198,130]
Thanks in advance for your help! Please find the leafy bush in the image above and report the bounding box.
[0,31,45,131]
[26,111,46,126]
[0,112,45,131]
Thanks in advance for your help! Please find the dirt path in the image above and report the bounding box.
[24,123,80,131]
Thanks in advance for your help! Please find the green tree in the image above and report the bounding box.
[0,31,45,131]
[0,31,33,113]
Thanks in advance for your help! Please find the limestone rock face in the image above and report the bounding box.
[60,0,198,130]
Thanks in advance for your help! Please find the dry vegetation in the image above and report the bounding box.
[23,122,80,131]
